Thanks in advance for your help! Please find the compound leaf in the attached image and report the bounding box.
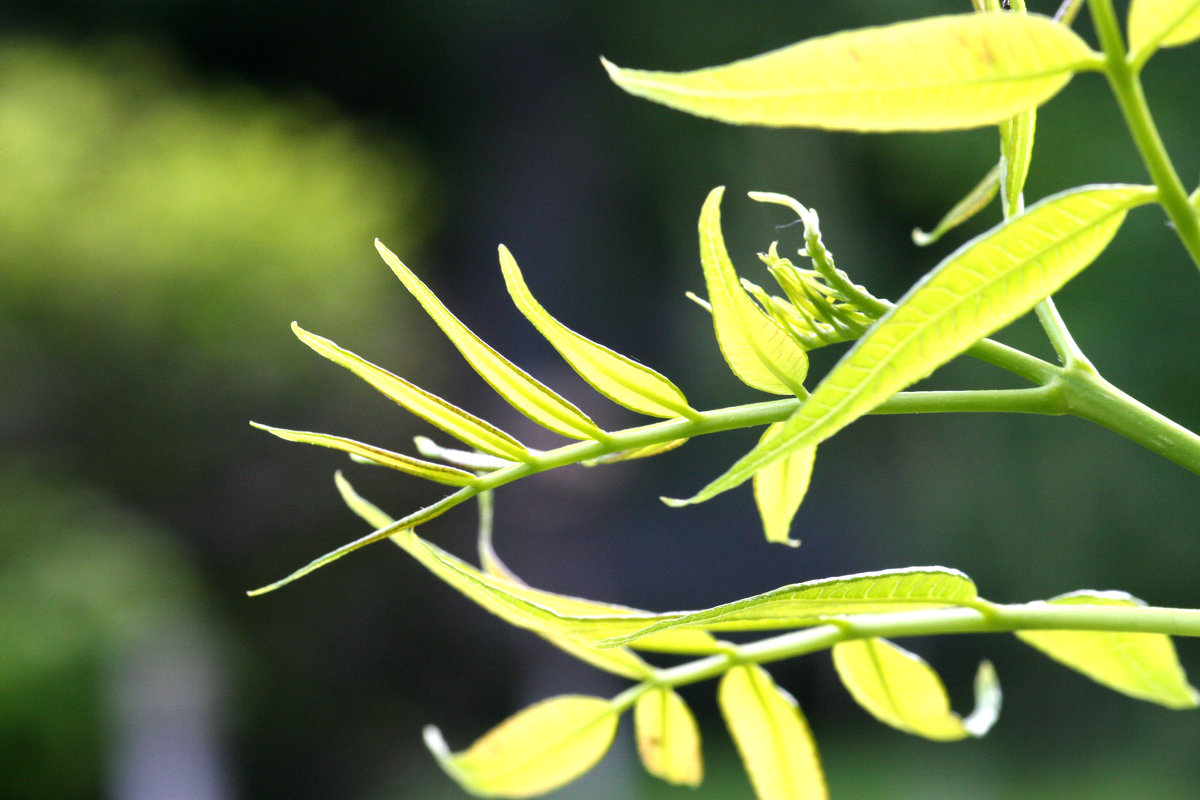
[424,695,618,798]
[595,567,977,648]
[1129,0,1200,57]
[375,239,604,441]
[833,638,1001,740]
[678,184,1154,506]
[719,664,827,800]
[634,687,703,787]
[1016,591,1200,709]
[753,423,815,547]
[250,423,477,487]
[293,323,530,463]
[698,186,809,396]
[499,245,696,419]
[603,13,1098,132]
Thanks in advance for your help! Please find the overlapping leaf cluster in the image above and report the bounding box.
[255,1,1200,797]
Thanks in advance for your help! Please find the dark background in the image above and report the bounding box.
[3,1,1200,797]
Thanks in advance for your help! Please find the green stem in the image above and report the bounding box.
[1034,296,1091,368]
[1088,0,1200,271]
[648,600,1200,690]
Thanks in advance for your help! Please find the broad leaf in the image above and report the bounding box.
[1129,0,1200,56]
[603,14,1098,132]
[293,323,530,463]
[634,687,703,787]
[498,245,696,419]
[678,184,1154,505]
[719,664,827,800]
[250,423,477,486]
[375,240,604,441]
[424,695,618,798]
[595,567,978,648]
[913,163,1000,246]
[752,422,814,546]
[832,638,1001,740]
[698,187,808,395]
[1016,591,1200,709]
[333,473,719,669]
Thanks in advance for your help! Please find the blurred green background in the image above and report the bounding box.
[2,1,1199,798]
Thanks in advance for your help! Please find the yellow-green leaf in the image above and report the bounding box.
[375,239,604,440]
[250,422,477,486]
[603,14,1098,132]
[832,639,1001,740]
[678,184,1154,506]
[595,567,977,649]
[1129,0,1200,58]
[1017,591,1200,709]
[292,323,530,463]
[582,437,689,466]
[912,162,1001,246]
[753,422,815,547]
[1000,107,1036,214]
[424,695,618,798]
[333,474,717,673]
[698,186,808,395]
[634,687,703,787]
[498,245,697,419]
[719,664,826,800]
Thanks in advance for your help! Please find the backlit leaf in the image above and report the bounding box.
[677,184,1154,505]
[753,422,815,546]
[603,14,1098,132]
[634,687,703,787]
[832,638,1000,740]
[1000,107,1036,214]
[719,664,827,800]
[1017,591,1200,709]
[595,567,978,648]
[912,162,1000,246]
[1129,0,1200,56]
[293,323,530,463]
[424,695,618,798]
[498,245,697,419]
[375,239,604,441]
[250,422,477,486]
[697,186,808,395]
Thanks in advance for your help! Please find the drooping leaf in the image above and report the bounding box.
[676,184,1154,506]
[292,323,530,463]
[603,14,1098,132]
[912,162,1001,246]
[498,245,697,419]
[697,186,809,395]
[1129,0,1200,57]
[752,422,814,546]
[375,239,604,441]
[634,687,703,787]
[719,664,827,800]
[1016,591,1200,709]
[595,567,978,648]
[424,695,618,798]
[250,422,478,486]
[832,638,1001,740]
[333,473,719,669]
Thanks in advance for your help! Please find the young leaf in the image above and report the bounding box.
[634,687,704,787]
[424,695,618,798]
[498,245,697,419]
[677,184,1155,506]
[752,422,815,546]
[603,14,1098,132]
[1129,0,1200,57]
[375,239,605,441]
[250,423,477,486]
[719,664,827,800]
[292,323,530,463]
[1016,591,1200,709]
[698,186,809,395]
[912,163,1001,246]
[1000,107,1036,215]
[832,638,1001,741]
[595,567,978,648]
